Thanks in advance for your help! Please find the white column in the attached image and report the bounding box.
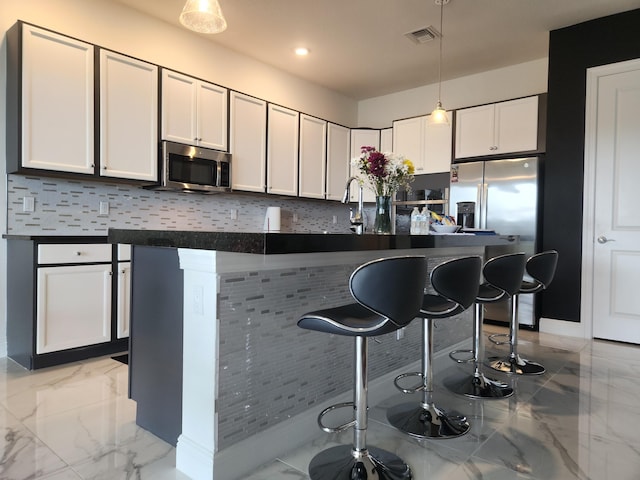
[176,249,220,480]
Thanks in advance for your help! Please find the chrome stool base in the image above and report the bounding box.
[489,354,546,375]
[308,445,412,480]
[387,402,470,439]
[445,372,514,399]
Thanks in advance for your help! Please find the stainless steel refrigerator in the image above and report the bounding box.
[449,157,539,327]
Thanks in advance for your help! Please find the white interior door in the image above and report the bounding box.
[586,59,640,343]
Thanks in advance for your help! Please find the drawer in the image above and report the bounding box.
[38,243,112,265]
[117,244,131,261]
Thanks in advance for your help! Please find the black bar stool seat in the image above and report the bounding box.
[386,256,482,439]
[298,255,428,480]
[445,253,526,399]
[489,250,559,375]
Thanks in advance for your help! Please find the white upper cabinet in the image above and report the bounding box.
[100,50,158,181]
[299,114,327,199]
[380,128,393,153]
[20,24,94,174]
[423,114,453,173]
[455,96,539,159]
[162,69,228,151]
[230,91,267,193]
[350,129,380,203]
[326,123,351,201]
[393,114,452,175]
[267,104,299,197]
[393,117,424,173]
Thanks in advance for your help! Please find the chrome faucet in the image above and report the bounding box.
[342,176,364,235]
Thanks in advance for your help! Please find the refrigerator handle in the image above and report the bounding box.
[475,184,483,229]
[481,183,489,229]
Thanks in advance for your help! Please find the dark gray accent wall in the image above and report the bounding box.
[542,8,640,322]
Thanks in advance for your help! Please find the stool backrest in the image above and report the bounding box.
[431,256,482,310]
[350,255,428,328]
[526,250,559,290]
[483,253,527,297]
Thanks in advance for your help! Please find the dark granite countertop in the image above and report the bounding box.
[107,229,518,255]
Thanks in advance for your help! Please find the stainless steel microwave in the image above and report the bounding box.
[147,141,232,193]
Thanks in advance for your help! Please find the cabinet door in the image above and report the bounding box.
[267,104,299,196]
[393,117,425,173]
[36,264,112,354]
[230,92,267,192]
[100,50,158,181]
[380,128,393,153]
[299,114,327,199]
[494,96,539,154]
[423,113,452,173]
[117,262,131,339]
[161,69,197,144]
[350,129,380,202]
[21,24,94,174]
[326,123,351,201]
[197,82,228,151]
[454,104,495,159]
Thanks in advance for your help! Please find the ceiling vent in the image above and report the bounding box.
[405,26,440,44]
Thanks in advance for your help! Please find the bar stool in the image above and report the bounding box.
[488,250,559,375]
[297,255,428,480]
[445,253,526,399]
[386,256,482,439]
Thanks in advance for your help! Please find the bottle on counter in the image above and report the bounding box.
[410,207,420,235]
[419,208,430,235]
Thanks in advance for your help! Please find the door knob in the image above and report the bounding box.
[597,235,615,244]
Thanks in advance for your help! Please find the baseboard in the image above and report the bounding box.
[539,316,587,338]
[213,337,468,480]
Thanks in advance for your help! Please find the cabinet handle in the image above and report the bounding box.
[102,166,107,170]
[76,251,82,256]
[121,269,126,274]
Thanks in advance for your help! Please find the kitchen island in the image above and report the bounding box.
[108,229,518,480]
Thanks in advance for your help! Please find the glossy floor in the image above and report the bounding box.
[2,325,639,480]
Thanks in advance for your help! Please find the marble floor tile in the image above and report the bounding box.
[2,328,640,480]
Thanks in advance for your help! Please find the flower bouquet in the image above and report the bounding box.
[352,146,415,234]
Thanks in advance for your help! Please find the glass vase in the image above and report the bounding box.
[373,195,392,235]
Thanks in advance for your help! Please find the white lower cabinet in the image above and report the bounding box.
[6,239,130,370]
[36,263,112,354]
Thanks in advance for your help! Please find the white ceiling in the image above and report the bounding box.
[112,0,640,100]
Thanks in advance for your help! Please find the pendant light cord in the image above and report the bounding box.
[437,0,444,104]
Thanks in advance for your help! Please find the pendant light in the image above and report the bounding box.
[179,0,227,34]
[429,0,449,126]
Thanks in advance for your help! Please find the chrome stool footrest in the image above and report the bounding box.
[449,348,475,363]
[317,402,356,433]
[488,332,510,345]
[393,372,425,394]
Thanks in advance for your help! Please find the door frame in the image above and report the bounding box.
[580,57,640,339]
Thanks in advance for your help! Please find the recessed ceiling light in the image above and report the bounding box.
[295,47,309,56]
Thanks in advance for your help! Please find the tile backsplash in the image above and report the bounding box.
[7,175,361,235]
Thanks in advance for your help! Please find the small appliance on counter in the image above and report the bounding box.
[145,141,232,194]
